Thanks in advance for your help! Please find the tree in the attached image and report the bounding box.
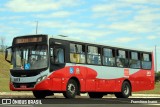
[0,36,5,52]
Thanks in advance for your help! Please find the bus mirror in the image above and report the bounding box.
[5,47,12,63]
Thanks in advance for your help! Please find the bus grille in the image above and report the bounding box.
[13,82,36,88]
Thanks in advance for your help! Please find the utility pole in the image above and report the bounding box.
[155,45,157,73]
[36,21,38,34]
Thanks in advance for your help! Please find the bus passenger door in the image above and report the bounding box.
[50,45,65,72]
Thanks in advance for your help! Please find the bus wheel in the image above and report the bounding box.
[115,81,131,98]
[63,79,78,98]
[88,92,104,98]
[33,91,46,98]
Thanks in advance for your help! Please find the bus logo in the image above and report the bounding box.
[147,71,151,76]
[70,67,74,74]
[24,63,30,70]
[124,68,129,78]
[76,68,80,74]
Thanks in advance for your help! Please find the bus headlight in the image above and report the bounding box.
[37,75,47,83]
[42,75,47,80]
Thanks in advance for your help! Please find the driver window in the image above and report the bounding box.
[50,47,64,64]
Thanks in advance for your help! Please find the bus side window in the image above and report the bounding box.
[141,53,151,69]
[103,48,115,66]
[129,51,141,69]
[70,43,85,63]
[80,45,85,63]
[50,47,64,64]
[87,46,101,65]
[116,50,128,68]
[55,48,64,64]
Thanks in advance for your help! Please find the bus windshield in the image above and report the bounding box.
[12,45,48,70]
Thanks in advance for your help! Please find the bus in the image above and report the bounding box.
[5,34,154,98]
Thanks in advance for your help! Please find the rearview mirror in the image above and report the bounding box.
[5,47,12,63]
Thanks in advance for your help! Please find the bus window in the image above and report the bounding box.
[103,48,115,66]
[87,46,101,65]
[12,45,48,70]
[55,48,64,64]
[70,43,85,63]
[141,53,151,69]
[50,47,64,64]
[116,50,128,67]
[129,52,141,69]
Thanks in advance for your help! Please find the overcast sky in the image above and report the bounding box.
[0,0,160,71]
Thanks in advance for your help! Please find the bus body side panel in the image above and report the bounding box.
[130,69,154,92]
[47,63,154,92]
[48,66,121,92]
[10,66,154,93]
[48,66,96,91]
[130,54,154,92]
[95,79,117,92]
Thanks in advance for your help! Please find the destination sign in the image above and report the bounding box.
[15,37,42,44]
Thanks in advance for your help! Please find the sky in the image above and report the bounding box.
[0,0,160,71]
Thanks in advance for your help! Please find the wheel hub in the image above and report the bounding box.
[124,85,129,95]
[68,84,75,95]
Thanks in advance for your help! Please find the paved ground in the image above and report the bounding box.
[0,92,160,98]
[0,92,160,107]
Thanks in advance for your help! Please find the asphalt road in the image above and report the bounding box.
[0,93,160,98]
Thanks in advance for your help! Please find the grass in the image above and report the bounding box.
[0,52,160,93]
[0,78,10,92]
[0,52,10,92]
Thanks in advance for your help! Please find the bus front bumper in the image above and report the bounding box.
[10,77,67,91]
[10,79,52,91]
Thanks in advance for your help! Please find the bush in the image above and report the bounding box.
[155,71,160,82]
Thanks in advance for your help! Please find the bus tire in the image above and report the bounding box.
[33,91,46,98]
[115,81,131,98]
[88,92,104,98]
[63,79,78,98]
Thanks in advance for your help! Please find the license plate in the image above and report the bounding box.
[20,85,27,88]
[13,78,20,82]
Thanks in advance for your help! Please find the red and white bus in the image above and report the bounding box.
[5,34,154,98]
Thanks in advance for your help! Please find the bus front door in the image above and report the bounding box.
[50,46,65,71]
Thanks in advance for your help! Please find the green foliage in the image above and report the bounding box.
[0,45,7,52]
[0,48,3,52]
[155,71,160,82]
